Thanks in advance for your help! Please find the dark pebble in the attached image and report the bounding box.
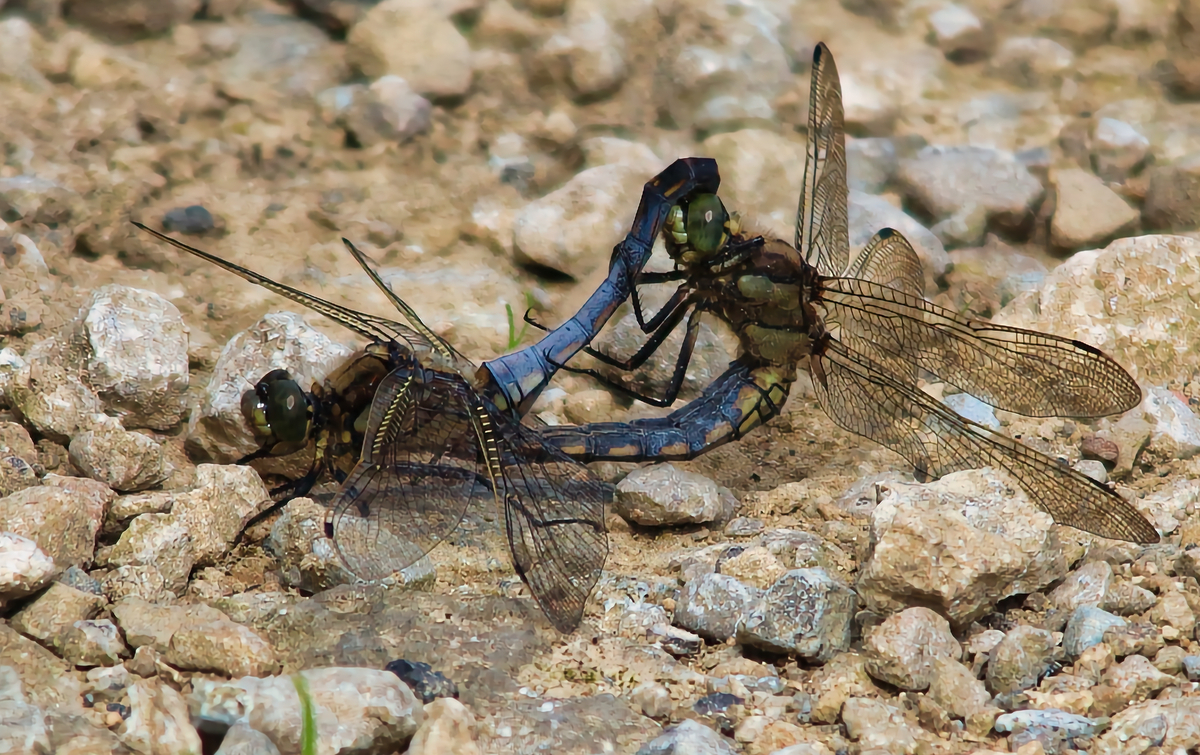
[693,692,743,717]
[384,659,458,704]
[162,205,215,235]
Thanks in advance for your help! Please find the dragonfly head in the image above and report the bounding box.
[664,193,742,266]
[241,369,313,448]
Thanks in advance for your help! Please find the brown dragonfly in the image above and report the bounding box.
[530,43,1158,544]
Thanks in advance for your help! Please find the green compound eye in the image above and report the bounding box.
[262,376,310,445]
[685,194,730,257]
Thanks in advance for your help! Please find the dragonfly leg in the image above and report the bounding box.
[542,359,794,463]
[546,302,704,408]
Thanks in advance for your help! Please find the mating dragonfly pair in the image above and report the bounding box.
[138,43,1157,634]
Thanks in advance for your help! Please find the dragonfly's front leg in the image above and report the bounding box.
[540,359,794,463]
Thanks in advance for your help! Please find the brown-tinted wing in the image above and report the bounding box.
[795,42,849,278]
[834,228,926,385]
[494,418,610,633]
[842,228,925,299]
[326,366,492,581]
[809,338,1159,543]
[818,273,1141,419]
[134,222,434,352]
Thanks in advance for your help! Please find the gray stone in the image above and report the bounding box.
[191,668,422,755]
[346,0,472,98]
[635,719,735,755]
[927,4,991,61]
[993,235,1200,388]
[897,145,1045,242]
[615,464,728,526]
[985,625,1057,695]
[1143,153,1200,232]
[340,76,432,146]
[990,36,1073,88]
[674,572,760,643]
[1063,606,1127,660]
[737,568,857,662]
[1092,118,1150,181]
[943,393,1000,430]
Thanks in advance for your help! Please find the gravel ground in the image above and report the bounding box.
[2,0,1200,753]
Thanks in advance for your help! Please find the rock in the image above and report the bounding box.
[214,11,346,103]
[0,175,83,227]
[655,0,791,131]
[5,337,107,441]
[995,709,1100,738]
[512,163,646,278]
[716,546,787,590]
[346,0,473,98]
[214,723,281,755]
[1141,386,1200,461]
[846,137,899,194]
[63,0,202,39]
[1050,169,1139,251]
[674,572,760,642]
[737,569,857,663]
[863,607,962,691]
[1143,153,1200,231]
[1049,560,1112,612]
[9,579,105,648]
[1102,582,1156,616]
[124,678,203,755]
[168,619,279,678]
[340,76,433,147]
[897,145,1045,244]
[535,0,640,99]
[927,4,991,61]
[1102,620,1163,658]
[407,697,479,755]
[0,476,113,569]
[1091,118,1150,181]
[384,659,459,704]
[1099,652,1180,710]
[989,36,1074,88]
[0,533,56,608]
[0,17,49,92]
[993,235,1200,386]
[723,517,765,538]
[615,464,728,526]
[986,625,1057,695]
[161,205,216,235]
[1092,697,1200,755]
[75,285,190,431]
[191,668,423,755]
[635,718,735,754]
[927,657,991,719]
[68,415,171,493]
[1062,606,1127,660]
[581,137,659,169]
[841,697,924,753]
[187,312,354,463]
[112,598,278,677]
[856,469,1066,626]
[0,666,50,753]
[1149,589,1196,636]
[632,682,672,719]
[700,129,806,235]
[58,619,129,667]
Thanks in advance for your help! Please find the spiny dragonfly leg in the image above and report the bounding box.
[481,157,720,418]
[542,360,794,463]
[546,301,705,408]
